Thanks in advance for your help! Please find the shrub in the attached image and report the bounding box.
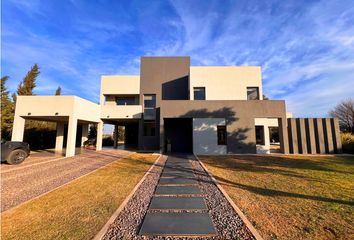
[341,133,354,154]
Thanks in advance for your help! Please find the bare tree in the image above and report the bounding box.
[329,98,354,133]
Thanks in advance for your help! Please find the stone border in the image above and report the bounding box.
[195,155,264,240]
[93,153,163,240]
[2,151,134,214]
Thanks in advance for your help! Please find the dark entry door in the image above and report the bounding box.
[164,118,193,153]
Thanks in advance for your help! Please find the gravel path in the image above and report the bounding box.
[1,149,130,212]
[102,155,256,239]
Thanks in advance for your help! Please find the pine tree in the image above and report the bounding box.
[55,86,61,95]
[1,76,15,140]
[17,64,40,95]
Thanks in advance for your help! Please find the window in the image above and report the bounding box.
[255,126,265,145]
[217,125,227,145]
[144,94,156,109]
[115,97,136,106]
[247,87,259,100]
[144,121,156,136]
[193,87,205,100]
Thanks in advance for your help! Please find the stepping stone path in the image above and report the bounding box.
[139,155,217,237]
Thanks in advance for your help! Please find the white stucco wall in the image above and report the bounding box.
[193,118,227,155]
[254,118,279,154]
[189,66,263,100]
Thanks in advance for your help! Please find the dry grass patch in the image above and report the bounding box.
[1,153,158,240]
[199,155,354,240]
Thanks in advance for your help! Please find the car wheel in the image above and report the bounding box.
[7,149,27,165]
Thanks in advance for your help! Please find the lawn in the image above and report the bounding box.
[1,153,159,240]
[199,155,354,240]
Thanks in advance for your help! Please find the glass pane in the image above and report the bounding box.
[144,94,156,108]
[194,87,205,100]
[247,87,259,100]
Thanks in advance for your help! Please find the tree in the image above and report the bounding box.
[1,76,15,140]
[55,86,61,95]
[17,64,40,96]
[263,94,269,100]
[329,98,354,133]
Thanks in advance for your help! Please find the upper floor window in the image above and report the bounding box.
[247,87,259,100]
[144,94,156,109]
[115,96,136,106]
[194,87,205,100]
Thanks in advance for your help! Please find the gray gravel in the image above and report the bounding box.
[1,149,130,212]
[102,155,256,240]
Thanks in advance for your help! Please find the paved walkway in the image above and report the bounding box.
[1,149,130,212]
[139,155,217,237]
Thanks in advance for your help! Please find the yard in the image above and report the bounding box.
[1,153,159,240]
[199,155,354,240]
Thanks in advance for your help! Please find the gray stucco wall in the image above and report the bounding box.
[160,100,288,154]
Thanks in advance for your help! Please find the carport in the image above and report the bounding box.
[102,119,139,149]
[11,96,101,157]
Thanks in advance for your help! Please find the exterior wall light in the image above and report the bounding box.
[55,112,59,115]
[27,112,31,115]
[107,115,110,118]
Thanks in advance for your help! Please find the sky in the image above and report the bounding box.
[2,0,354,117]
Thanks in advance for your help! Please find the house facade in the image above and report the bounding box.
[11,56,342,157]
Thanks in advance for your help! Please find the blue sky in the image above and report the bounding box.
[2,0,354,117]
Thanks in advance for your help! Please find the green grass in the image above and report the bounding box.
[1,153,158,240]
[199,155,354,240]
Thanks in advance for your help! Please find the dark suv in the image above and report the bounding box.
[1,140,30,164]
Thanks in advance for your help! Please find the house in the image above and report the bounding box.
[11,56,342,157]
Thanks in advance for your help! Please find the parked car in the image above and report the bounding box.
[1,140,30,164]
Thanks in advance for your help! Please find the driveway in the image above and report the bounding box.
[1,149,131,212]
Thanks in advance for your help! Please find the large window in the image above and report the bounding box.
[193,87,206,100]
[247,87,259,100]
[144,121,156,136]
[217,125,227,145]
[115,96,136,106]
[255,126,265,145]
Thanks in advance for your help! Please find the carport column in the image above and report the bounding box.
[113,125,118,149]
[81,124,89,146]
[96,120,103,151]
[11,115,25,141]
[66,116,78,157]
[55,122,64,151]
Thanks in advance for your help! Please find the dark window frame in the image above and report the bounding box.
[193,87,206,100]
[255,125,265,145]
[247,87,260,100]
[217,125,227,145]
[144,94,156,109]
[115,96,136,106]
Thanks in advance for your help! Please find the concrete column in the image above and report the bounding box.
[66,116,78,157]
[288,118,298,154]
[55,122,65,151]
[315,118,326,154]
[278,118,289,154]
[11,115,25,141]
[96,121,103,151]
[323,118,334,154]
[297,118,308,154]
[305,118,316,154]
[331,118,342,153]
[264,125,270,154]
[113,125,118,149]
[81,124,89,147]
